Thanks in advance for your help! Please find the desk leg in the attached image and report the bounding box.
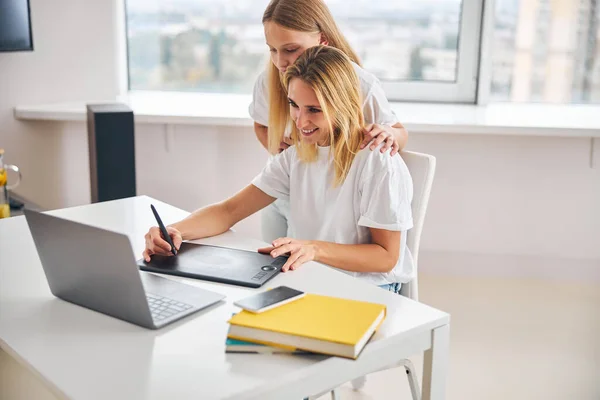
[421,324,450,400]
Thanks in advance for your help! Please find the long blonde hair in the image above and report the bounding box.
[283,46,364,186]
[263,0,360,155]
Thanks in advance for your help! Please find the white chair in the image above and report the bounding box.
[399,150,437,302]
[311,151,437,400]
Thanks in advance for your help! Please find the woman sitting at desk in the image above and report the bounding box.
[142,46,414,293]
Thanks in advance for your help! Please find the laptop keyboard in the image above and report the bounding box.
[147,293,193,321]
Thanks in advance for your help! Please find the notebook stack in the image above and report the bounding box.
[226,294,386,359]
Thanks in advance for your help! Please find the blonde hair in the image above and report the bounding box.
[283,46,364,186]
[263,0,360,154]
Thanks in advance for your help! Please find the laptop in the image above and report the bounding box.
[137,242,288,289]
[24,209,225,330]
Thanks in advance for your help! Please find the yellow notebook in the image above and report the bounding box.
[227,294,386,359]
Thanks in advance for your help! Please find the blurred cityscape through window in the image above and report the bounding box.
[125,0,600,104]
[492,0,599,103]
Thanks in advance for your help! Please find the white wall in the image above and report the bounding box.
[132,127,600,263]
[0,0,119,208]
[1,0,598,279]
[19,121,600,275]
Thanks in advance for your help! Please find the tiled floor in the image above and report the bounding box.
[319,275,600,400]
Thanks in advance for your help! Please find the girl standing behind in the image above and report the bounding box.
[249,0,409,242]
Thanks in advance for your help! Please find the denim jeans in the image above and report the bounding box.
[379,282,401,294]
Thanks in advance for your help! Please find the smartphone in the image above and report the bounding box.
[234,286,305,313]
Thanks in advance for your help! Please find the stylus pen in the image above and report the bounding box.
[150,204,177,256]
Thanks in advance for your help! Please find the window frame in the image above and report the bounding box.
[379,0,485,103]
[123,0,487,104]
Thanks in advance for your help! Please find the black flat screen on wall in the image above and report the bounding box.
[0,0,33,52]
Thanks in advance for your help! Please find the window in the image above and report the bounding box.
[491,0,600,104]
[126,0,271,94]
[330,0,483,103]
[125,0,482,103]
[125,0,600,104]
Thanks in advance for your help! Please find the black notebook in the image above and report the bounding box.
[138,242,287,288]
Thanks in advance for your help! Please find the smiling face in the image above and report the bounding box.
[287,77,330,147]
[264,21,325,74]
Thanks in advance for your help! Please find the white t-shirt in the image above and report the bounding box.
[249,61,399,133]
[251,144,414,286]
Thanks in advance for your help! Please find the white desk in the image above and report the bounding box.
[0,196,450,400]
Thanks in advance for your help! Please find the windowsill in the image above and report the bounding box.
[13,91,600,138]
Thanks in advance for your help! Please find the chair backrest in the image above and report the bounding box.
[399,151,436,301]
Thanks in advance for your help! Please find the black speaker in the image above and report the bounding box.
[86,104,136,203]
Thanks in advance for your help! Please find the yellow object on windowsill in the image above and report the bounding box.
[0,149,6,187]
[0,148,23,219]
[0,204,9,218]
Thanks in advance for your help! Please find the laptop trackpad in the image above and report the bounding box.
[140,272,225,306]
